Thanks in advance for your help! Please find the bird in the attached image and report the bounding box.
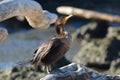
[31,15,73,74]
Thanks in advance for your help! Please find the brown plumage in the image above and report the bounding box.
[31,15,73,73]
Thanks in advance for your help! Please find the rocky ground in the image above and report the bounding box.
[0,66,45,80]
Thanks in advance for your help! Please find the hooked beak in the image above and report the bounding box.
[63,15,73,23]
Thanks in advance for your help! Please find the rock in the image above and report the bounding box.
[107,27,120,39]
[73,24,120,75]
[40,63,120,80]
[0,65,46,80]
[73,21,109,40]
[73,38,111,65]
[73,37,120,74]
[0,27,8,42]
[11,67,19,73]
[105,59,120,75]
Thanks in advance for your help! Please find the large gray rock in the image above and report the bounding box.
[40,63,120,80]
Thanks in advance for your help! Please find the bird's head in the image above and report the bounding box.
[55,15,73,25]
[55,15,73,35]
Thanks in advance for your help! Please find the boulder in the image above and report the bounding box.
[40,63,120,80]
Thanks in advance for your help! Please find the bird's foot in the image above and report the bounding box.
[44,65,52,74]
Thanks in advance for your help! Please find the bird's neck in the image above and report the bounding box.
[55,24,65,36]
[55,24,71,41]
[55,24,72,44]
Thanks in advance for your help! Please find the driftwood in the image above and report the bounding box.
[40,63,120,80]
[0,0,58,41]
[57,6,120,23]
[0,0,57,29]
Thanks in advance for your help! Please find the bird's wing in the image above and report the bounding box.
[32,39,62,64]
[41,39,62,59]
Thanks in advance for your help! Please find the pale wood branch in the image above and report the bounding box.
[57,6,120,23]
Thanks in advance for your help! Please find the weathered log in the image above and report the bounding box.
[57,6,120,23]
[0,0,57,29]
[0,0,57,41]
[40,63,120,80]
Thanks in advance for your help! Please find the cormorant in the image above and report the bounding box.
[31,15,72,73]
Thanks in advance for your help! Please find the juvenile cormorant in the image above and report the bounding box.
[31,15,73,73]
